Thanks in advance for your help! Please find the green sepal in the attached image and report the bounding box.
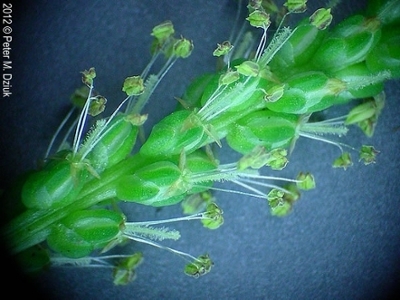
[14,245,50,274]
[226,109,297,154]
[269,18,326,74]
[140,110,206,157]
[265,71,338,114]
[21,156,89,209]
[70,86,90,108]
[178,73,214,110]
[345,101,377,125]
[366,25,400,78]
[116,175,160,203]
[59,209,124,247]
[85,114,140,173]
[312,15,381,72]
[46,223,93,258]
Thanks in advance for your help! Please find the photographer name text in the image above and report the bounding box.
[2,3,12,97]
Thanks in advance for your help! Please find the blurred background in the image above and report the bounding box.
[1,0,399,299]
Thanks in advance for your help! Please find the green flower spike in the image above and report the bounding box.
[296,172,316,190]
[88,95,107,117]
[235,60,260,77]
[309,8,333,30]
[112,252,143,285]
[201,202,224,230]
[246,10,271,29]
[151,20,175,44]
[359,145,379,165]
[122,76,145,96]
[333,152,353,169]
[81,67,96,87]
[284,0,307,13]
[173,37,194,58]
[213,41,234,57]
[184,254,213,278]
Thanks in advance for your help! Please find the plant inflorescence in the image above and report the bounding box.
[1,0,399,285]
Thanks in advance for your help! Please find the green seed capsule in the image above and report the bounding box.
[46,209,124,258]
[264,71,344,114]
[177,73,215,110]
[366,25,400,78]
[86,113,141,173]
[21,155,88,210]
[226,109,298,154]
[116,161,185,206]
[184,150,218,194]
[269,18,327,76]
[46,223,93,258]
[312,15,381,72]
[139,110,206,158]
[333,62,386,99]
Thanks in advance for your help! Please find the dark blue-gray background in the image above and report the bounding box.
[1,0,399,299]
